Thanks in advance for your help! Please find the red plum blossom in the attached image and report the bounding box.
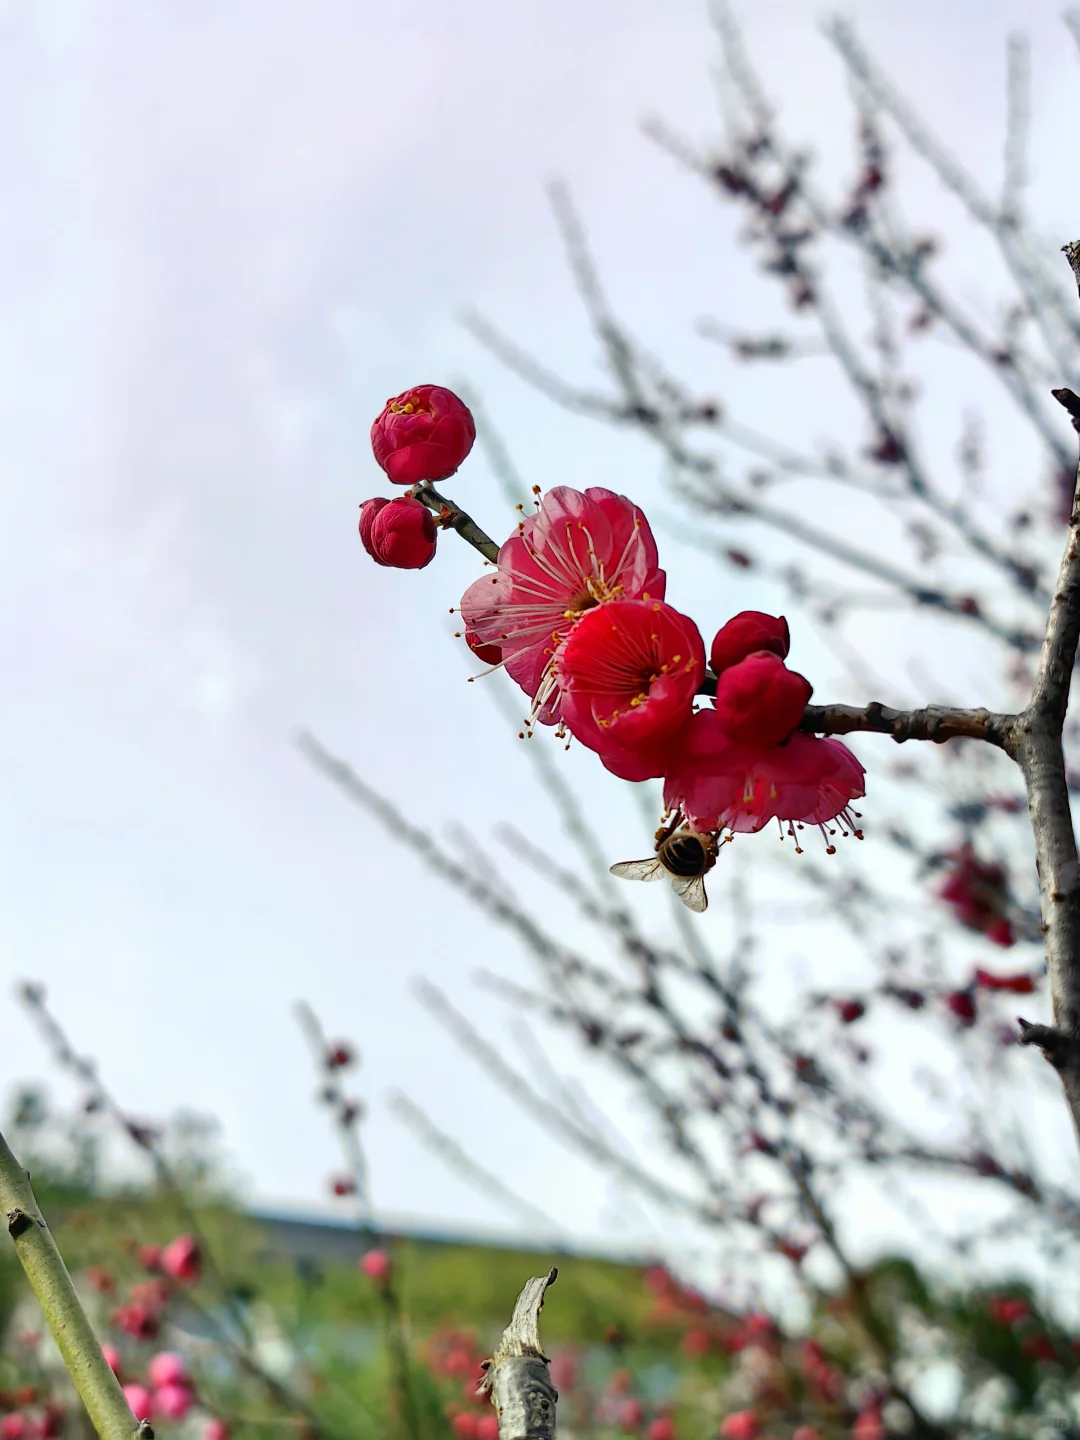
[710,610,790,674]
[359,496,438,570]
[556,599,704,774]
[370,385,475,486]
[712,651,812,746]
[460,486,665,723]
[122,1386,154,1423]
[160,1234,201,1284]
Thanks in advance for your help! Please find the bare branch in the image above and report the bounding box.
[0,1128,147,1440]
[1013,343,1080,1137]
[480,1270,559,1440]
[387,1091,567,1242]
[1002,33,1030,224]
[410,479,501,563]
[799,701,1015,746]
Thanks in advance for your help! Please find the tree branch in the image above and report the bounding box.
[411,479,501,563]
[799,701,1014,746]
[1013,361,1080,1142]
[480,1269,559,1440]
[0,1128,147,1440]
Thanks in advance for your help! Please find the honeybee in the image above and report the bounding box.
[609,816,721,912]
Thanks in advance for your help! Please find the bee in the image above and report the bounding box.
[609,816,721,912]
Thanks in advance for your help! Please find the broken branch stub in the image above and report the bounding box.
[480,1268,558,1439]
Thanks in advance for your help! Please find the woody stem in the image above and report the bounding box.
[411,481,500,563]
[0,1128,147,1440]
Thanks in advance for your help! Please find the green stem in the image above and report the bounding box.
[0,1128,147,1440]
[380,1282,421,1440]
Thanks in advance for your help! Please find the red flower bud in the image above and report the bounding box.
[138,1244,162,1272]
[720,1411,759,1440]
[123,1385,154,1423]
[111,1303,160,1341]
[681,1328,711,1358]
[775,1238,809,1263]
[946,990,977,1026]
[617,1399,643,1431]
[359,496,438,570]
[1022,1333,1057,1362]
[371,384,475,486]
[836,1000,865,1024]
[984,917,1016,947]
[154,1384,194,1421]
[331,1175,356,1197]
[360,1249,392,1281]
[648,1421,677,1440]
[896,989,924,1009]
[643,1265,672,1297]
[713,652,812,746]
[852,1409,885,1440]
[39,1404,66,1439]
[710,611,790,675]
[160,1234,201,1285]
[325,1043,354,1069]
[147,1352,188,1389]
[989,1296,1029,1325]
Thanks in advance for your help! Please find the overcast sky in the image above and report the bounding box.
[0,0,1076,1273]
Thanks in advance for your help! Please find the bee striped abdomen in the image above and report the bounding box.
[660,834,708,877]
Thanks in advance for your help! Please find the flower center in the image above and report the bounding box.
[389,396,431,416]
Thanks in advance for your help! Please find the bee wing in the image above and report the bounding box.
[609,857,668,883]
[671,873,709,913]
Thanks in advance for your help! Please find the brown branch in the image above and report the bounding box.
[1013,359,1080,1143]
[410,479,501,563]
[799,701,1014,746]
[479,1269,558,1440]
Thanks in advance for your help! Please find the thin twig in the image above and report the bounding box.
[411,479,501,563]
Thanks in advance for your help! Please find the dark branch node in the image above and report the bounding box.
[6,1207,33,1238]
[1016,1017,1077,1072]
[1052,387,1080,434]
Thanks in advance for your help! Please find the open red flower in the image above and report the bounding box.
[663,711,864,844]
[359,496,438,570]
[460,487,665,722]
[370,384,475,486]
[556,600,704,773]
[713,652,812,746]
[710,611,789,675]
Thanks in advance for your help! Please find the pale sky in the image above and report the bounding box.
[0,0,1076,1275]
